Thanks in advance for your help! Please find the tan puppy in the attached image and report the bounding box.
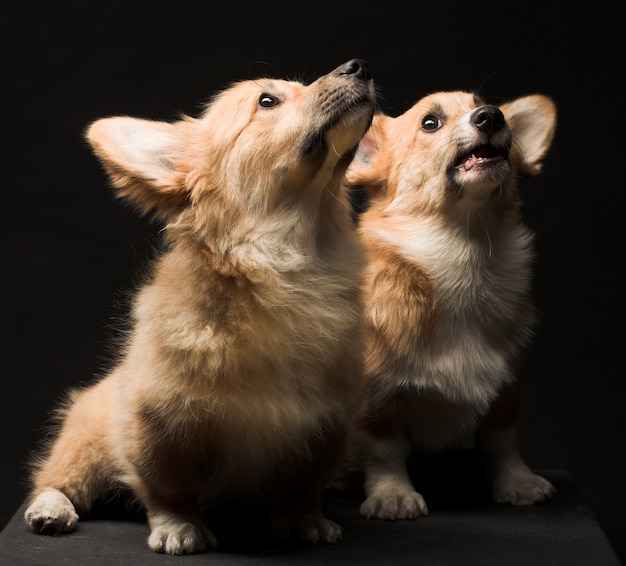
[346,91,557,520]
[24,59,376,554]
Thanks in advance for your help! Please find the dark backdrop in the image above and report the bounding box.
[3,1,624,562]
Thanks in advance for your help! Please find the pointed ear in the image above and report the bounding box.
[85,117,192,220]
[345,112,389,188]
[501,95,557,177]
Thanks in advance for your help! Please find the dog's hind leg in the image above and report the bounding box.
[477,380,556,505]
[24,375,118,534]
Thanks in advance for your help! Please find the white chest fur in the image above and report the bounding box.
[374,217,534,410]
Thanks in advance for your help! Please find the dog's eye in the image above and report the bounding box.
[259,93,280,108]
[421,114,443,132]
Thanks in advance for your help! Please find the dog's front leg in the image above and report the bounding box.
[270,484,344,545]
[134,484,217,555]
[146,510,216,555]
[477,380,556,505]
[269,427,350,545]
[360,429,428,520]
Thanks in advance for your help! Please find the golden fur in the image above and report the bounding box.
[24,59,376,554]
[346,91,557,520]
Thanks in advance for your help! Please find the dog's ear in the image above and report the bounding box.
[501,95,557,177]
[345,113,389,189]
[86,117,193,221]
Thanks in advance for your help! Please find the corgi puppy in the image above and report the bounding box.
[346,91,557,520]
[23,59,376,554]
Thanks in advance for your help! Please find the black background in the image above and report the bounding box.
[3,1,625,562]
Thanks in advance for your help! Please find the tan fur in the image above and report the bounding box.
[24,60,376,554]
[347,91,557,520]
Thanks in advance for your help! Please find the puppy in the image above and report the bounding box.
[346,91,557,520]
[23,59,376,554]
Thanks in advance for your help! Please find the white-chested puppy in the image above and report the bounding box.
[347,91,557,520]
[24,59,376,554]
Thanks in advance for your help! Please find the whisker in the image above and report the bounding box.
[324,183,352,213]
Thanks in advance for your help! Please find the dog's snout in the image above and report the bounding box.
[338,59,371,80]
[471,106,505,136]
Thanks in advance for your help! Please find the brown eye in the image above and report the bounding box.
[259,93,280,107]
[422,114,443,131]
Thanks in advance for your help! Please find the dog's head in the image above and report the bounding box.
[347,91,556,218]
[85,60,376,232]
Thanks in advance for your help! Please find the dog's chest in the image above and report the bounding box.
[373,221,534,406]
[387,219,532,319]
[125,254,361,489]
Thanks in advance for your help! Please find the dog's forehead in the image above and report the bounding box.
[200,78,308,125]
[413,91,483,117]
[230,77,306,101]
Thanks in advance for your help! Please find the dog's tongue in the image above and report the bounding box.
[463,147,490,171]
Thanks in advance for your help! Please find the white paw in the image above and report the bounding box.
[493,471,556,505]
[148,518,216,555]
[360,488,429,520]
[24,489,79,534]
[291,514,344,544]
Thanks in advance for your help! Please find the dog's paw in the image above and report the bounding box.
[360,488,429,520]
[492,471,556,505]
[24,489,79,535]
[148,516,217,555]
[290,514,344,544]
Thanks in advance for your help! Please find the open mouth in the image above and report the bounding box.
[456,143,509,172]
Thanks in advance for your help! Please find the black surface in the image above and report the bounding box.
[0,468,620,565]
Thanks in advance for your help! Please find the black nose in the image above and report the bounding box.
[471,106,505,136]
[338,59,371,81]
